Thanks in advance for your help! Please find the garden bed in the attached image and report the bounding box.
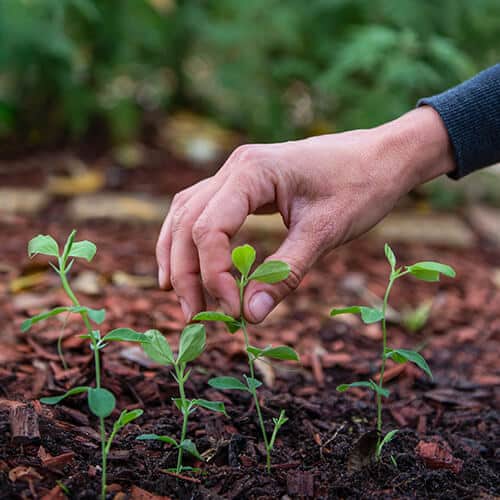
[0,219,499,499]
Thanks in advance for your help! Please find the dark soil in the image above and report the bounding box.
[0,170,499,498]
[0,153,500,500]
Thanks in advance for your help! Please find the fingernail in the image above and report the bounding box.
[158,265,165,288]
[180,298,191,322]
[249,292,274,322]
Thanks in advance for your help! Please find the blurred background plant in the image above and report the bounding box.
[1,0,499,149]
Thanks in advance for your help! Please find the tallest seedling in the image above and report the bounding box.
[194,244,299,472]
[331,244,455,460]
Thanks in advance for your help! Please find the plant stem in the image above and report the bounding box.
[59,261,107,498]
[175,364,189,474]
[238,280,271,471]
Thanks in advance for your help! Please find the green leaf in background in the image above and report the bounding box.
[40,386,89,405]
[179,439,202,460]
[192,399,227,416]
[87,387,116,418]
[232,244,256,277]
[69,240,97,262]
[260,345,299,361]
[192,311,241,334]
[143,329,174,365]
[102,328,149,343]
[249,260,290,284]
[208,376,248,391]
[114,409,143,430]
[21,306,70,332]
[384,348,433,379]
[384,243,396,269]
[407,261,456,282]
[28,235,59,258]
[330,306,383,324]
[177,324,206,364]
[136,434,178,446]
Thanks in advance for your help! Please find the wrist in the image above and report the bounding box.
[374,106,456,191]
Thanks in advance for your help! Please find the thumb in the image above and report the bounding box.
[243,221,324,323]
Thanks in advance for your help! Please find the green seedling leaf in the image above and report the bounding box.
[407,261,456,282]
[21,306,70,332]
[261,345,299,361]
[61,230,77,262]
[115,409,143,429]
[232,244,256,277]
[87,387,116,418]
[330,306,383,324]
[136,434,178,446]
[102,328,149,343]
[143,329,174,365]
[385,348,433,379]
[28,235,59,258]
[247,345,263,358]
[378,429,398,454]
[384,243,396,269]
[84,308,106,324]
[208,376,248,392]
[244,375,263,391]
[68,240,97,262]
[40,386,89,405]
[192,311,241,334]
[336,381,390,398]
[179,439,202,460]
[249,260,290,284]
[192,399,227,416]
[177,323,206,364]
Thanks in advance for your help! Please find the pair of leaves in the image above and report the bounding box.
[41,386,116,418]
[21,305,106,333]
[247,344,299,361]
[406,261,456,282]
[209,375,262,392]
[337,380,390,398]
[28,231,96,263]
[173,398,227,416]
[137,434,202,460]
[113,408,143,432]
[142,324,206,366]
[330,306,383,325]
[232,244,290,283]
[384,348,433,379]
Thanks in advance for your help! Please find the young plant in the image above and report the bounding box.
[23,231,150,499]
[331,244,455,460]
[193,244,299,472]
[136,324,227,473]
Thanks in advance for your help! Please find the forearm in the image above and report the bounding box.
[418,64,500,179]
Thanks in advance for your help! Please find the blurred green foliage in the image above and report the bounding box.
[1,0,499,145]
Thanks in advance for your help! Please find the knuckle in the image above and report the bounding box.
[171,204,188,234]
[232,144,260,166]
[282,261,303,292]
[192,215,211,245]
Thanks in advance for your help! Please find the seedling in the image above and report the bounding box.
[193,244,299,472]
[331,244,455,460]
[136,324,226,473]
[23,231,150,499]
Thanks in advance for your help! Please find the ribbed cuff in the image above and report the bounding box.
[417,64,500,180]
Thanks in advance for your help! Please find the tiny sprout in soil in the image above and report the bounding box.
[137,324,227,473]
[23,231,150,499]
[331,243,455,460]
[193,244,300,472]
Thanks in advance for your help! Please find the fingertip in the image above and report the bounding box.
[247,291,275,323]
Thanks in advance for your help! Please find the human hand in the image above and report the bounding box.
[157,106,454,323]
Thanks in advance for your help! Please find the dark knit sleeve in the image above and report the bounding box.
[418,64,500,180]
